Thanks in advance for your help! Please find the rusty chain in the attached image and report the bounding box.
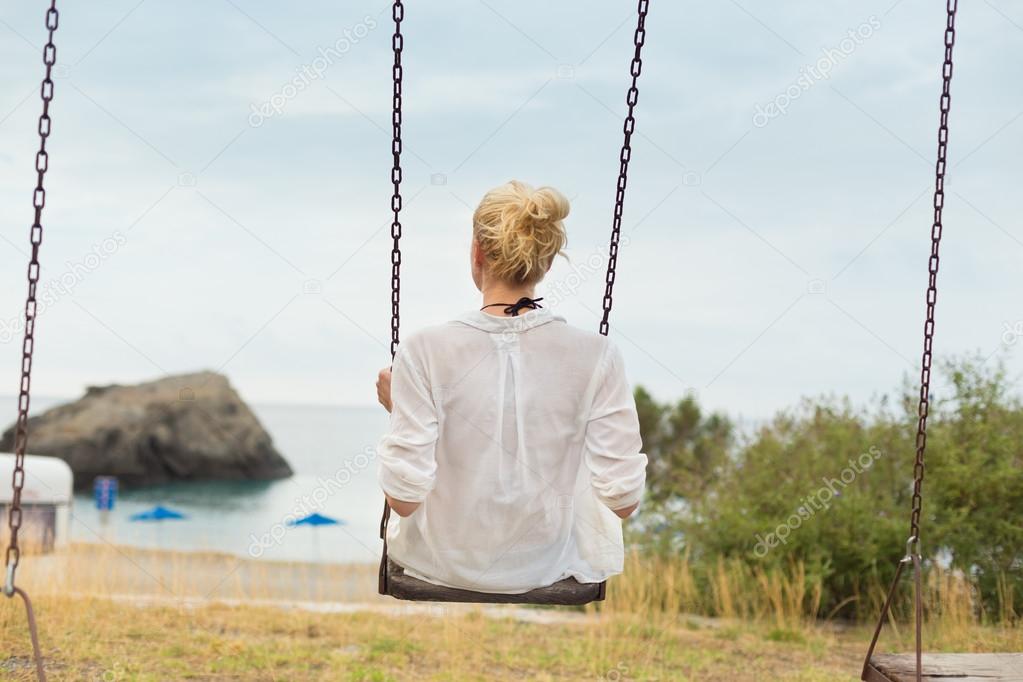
[862,3,958,681]
[6,0,58,597]
[907,0,957,559]
[390,0,404,360]
[380,0,405,594]
[3,3,59,680]
[906,6,957,677]
[600,0,649,337]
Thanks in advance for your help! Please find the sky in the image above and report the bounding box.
[0,0,1021,421]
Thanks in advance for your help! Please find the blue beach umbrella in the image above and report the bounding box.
[287,512,343,527]
[130,505,187,521]
[286,512,344,561]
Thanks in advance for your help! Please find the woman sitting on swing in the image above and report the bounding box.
[375,180,647,594]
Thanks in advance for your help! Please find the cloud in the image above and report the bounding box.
[0,0,1020,418]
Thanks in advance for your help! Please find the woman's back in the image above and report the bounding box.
[378,307,646,593]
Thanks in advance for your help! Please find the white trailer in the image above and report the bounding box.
[0,453,73,552]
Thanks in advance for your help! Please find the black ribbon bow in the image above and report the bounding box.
[481,296,544,317]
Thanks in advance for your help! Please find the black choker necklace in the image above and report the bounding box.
[480,297,544,317]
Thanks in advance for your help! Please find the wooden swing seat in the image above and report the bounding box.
[383,560,605,605]
[864,653,1023,682]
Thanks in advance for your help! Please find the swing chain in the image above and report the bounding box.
[5,0,59,600]
[380,0,405,596]
[907,0,957,558]
[2,4,58,681]
[599,0,649,337]
[390,0,404,359]
[860,6,956,681]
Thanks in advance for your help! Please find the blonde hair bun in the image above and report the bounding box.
[473,180,569,284]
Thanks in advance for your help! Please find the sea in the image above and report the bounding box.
[19,398,391,565]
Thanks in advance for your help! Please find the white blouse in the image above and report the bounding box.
[377,308,647,593]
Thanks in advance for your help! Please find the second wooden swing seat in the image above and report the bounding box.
[864,654,1023,682]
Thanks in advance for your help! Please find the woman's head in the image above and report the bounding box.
[471,180,569,288]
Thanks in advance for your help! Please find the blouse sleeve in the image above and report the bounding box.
[377,344,439,503]
[583,342,648,511]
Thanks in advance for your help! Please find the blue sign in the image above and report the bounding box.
[93,476,118,511]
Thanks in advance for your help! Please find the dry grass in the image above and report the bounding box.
[611,549,1019,628]
[0,544,1019,681]
[606,552,824,628]
[1,594,866,681]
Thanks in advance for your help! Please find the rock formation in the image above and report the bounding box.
[0,372,293,489]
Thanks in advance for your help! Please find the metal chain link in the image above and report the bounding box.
[6,0,59,600]
[389,0,404,359]
[380,0,405,594]
[3,3,58,680]
[857,6,958,681]
[600,0,649,337]
[907,0,957,558]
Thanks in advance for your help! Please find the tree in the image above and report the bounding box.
[928,356,1023,618]
[634,387,733,505]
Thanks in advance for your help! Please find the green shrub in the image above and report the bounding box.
[634,355,1022,621]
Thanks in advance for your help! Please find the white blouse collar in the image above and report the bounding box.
[455,307,564,333]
